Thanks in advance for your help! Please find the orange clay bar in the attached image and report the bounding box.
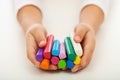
[40,59,50,70]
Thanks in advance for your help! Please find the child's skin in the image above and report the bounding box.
[17,5,104,72]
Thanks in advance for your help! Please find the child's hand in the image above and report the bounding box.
[26,24,57,70]
[71,23,96,72]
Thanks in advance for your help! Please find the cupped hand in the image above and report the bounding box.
[71,23,96,72]
[25,24,57,70]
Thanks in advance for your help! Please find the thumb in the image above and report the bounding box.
[30,25,47,47]
[74,24,88,43]
[37,32,47,47]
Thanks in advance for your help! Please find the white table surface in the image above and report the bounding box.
[0,0,120,80]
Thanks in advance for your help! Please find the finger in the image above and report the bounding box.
[71,31,95,72]
[26,33,40,67]
[74,24,88,43]
[30,25,47,47]
[71,65,79,72]
[78,31,95,70]
[49,64,58,70]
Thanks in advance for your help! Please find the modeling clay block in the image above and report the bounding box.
[74,56,81,65]
[52,40,60,56]
[59,42,66,59]
[51,56,59,65]
[64,37,76,61]
[36,48,44,62]
[70,34,83,56]
[58,60,66,69]
[40,59,50,70]
[66,60,74,69]
[44,35,54,59]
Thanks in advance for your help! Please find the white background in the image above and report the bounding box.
[0,0,120,80]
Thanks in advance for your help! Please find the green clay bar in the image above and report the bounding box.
[64,37,76,61]
[58,60,66,69]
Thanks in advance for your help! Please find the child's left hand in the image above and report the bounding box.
[71,23,96,72]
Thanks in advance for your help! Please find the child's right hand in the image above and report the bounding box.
[25,24,57,70]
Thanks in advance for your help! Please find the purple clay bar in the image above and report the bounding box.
[36,48,44,62]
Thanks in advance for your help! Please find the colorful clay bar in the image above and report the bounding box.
[44,35,54,59]
[35,34,82,71]
[64,37,76,61]
[36,48,44,62]
[52,40,60,56]
[69,34,83,56]
[59,42,66,59]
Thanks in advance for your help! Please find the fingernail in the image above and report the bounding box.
[39,40,46,47]
[74,36,81,42]
[72,68,78,73]
[74,68,79,72]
